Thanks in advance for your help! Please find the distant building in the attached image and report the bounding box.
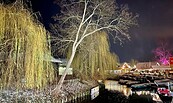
[45,57,73,76]
[107,62,134,74]
[120,62,132,73]
[109,69,122,74]
[136,62,159,70]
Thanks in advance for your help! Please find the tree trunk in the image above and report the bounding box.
[52,48,76,94]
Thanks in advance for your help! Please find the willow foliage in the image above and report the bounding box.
[67,31,119,80]
[0,1,54,89]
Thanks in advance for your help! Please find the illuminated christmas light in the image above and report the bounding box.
[153,43,172,65]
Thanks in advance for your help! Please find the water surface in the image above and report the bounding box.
[103,80,162,103]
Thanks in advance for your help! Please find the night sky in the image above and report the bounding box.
[30,0,173,62]
[115,0,173,62]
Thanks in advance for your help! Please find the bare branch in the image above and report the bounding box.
[82,1,104,24]
[62,15,82,25]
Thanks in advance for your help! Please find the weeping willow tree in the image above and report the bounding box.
[0,1,55,89]
[67,31,119,80]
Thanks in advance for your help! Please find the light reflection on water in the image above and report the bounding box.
[104,80,131,96]
[104,80,163,102]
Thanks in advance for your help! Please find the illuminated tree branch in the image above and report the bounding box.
[153,43,172,65]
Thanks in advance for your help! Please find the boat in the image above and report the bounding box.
[118,79,129,85]
[157,84,170,96]
[154,79,171,86]
[131,83,150,90]
[126,80,140,87]
[154,79,173,98]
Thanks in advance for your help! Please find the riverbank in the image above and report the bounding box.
[0,79,97,102]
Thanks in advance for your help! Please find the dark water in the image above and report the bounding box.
[89,80,173,103]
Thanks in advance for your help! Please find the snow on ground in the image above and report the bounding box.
[0,79,97,103]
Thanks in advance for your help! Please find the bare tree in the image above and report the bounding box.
[51,0,138,93]
[153,43,172,65]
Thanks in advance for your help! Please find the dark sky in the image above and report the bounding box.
[113,0,173,62]
[30,0,173,62]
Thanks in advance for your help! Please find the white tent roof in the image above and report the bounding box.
[50,57,63,63]
[43,54,63,63]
